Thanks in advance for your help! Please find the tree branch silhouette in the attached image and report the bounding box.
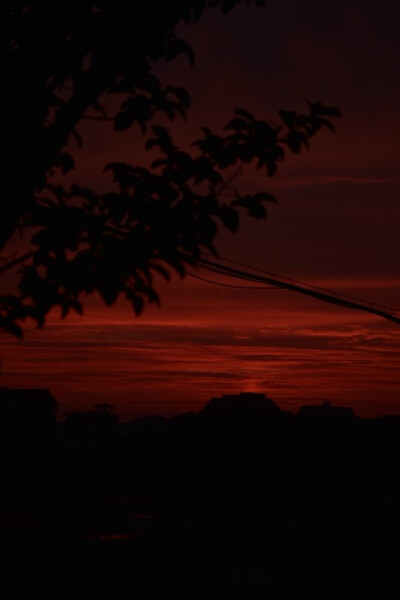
[1,1,340,337]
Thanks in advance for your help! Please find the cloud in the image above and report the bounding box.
[2,316,399,420]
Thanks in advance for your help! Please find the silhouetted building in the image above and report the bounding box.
[126,415,169,437]
[203,392,281,417]
[0,386,57,444]
[65,404,120,440]
[298,401,354,422]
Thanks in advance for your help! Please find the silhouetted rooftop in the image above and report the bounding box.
[0,386,57,442]
[0,386,56,415]
[203,392,281,415]
[298,401,354,420]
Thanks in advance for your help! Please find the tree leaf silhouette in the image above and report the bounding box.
[1,0,340,335]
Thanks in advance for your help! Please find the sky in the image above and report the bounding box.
[1,0,400,419]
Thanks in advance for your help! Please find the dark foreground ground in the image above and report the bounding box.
[2,398,400,598]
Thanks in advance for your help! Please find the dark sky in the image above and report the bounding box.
[1,0,400,419]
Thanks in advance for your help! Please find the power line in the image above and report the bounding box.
[187,271,279,290]
[201,251,399,315]
[194,253,400,326]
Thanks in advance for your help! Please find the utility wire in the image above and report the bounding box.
[187,271,279,290]
[201,251,400,315]
[195,254,400,326]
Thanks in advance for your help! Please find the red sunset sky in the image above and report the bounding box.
[1,0,400,419]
